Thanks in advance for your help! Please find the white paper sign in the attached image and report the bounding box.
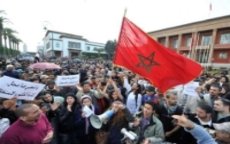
[82,105,94,117]
[55,74,80,86]
[0,76,45,100]
[182,81,199,96]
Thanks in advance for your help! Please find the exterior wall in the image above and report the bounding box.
[63,38,85,56]
[148,15,230,68]
[43,31,105,58]
[62,38,69,57]
[213,49,230,63]
[84,42,106,54]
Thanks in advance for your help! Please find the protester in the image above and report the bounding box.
[0,99,17,124]
[142,86,158,105]
[76,81,100,106]
[40,92,62,144]
[103,78,124,103]
[181,102,214,144]
[2,64,19,79]
[126,82,142,116]
[0,103,53,144]
[214,123,230,144]
[203,83,221,107]
[74,95,99,144]
[172,115,217,144]
[57,93,79,144]
[220,83,230,97]
[213,97,230,123]
[158,90,183,143]
[105,100,134,144]
[0,57,230,144]
[219,75,229,87]
[34,53,40,63]
[130,101,164,144]
[95,79,110,114]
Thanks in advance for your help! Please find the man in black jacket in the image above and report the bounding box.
[2,64,19,79]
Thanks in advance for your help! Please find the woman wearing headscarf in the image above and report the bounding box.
[105,100,134,144]
[57,93,79,144]
[74,95,99,144]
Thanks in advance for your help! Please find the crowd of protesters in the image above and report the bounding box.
[0,56,230,144]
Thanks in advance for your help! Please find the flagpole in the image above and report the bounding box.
[209,0,212,17]
[202,46,206,71]
[206,0,212,71]
[189,33,194,59]
[124,8,127,17]
[204,44,210,72]
[198,34,202,65]
[194,33,200,62]
[207,45,211,71]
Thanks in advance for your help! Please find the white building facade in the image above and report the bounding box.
[22,43,28,53]
[43,30,106,58]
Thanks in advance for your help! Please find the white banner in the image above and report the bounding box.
[55,74,80,86]
[0,76,45,100]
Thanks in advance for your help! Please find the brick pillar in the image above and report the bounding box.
[208,29,217,65]
[191,32,199,60]
[165,36,169,47]
[177,34,182,53]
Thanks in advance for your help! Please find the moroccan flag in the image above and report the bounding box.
[113,17,203,93]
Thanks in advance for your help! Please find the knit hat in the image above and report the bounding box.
[80,95,92,103]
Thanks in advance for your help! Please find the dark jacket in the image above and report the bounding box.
[2,70,19,79]
[180,115,214,144]
[106,108,134,144]
[57,105,78,133]
[74,105,99,144]
[41,98,58,122]
[158,105,183,131]
[0,108,17,124]
[212,111,230,123]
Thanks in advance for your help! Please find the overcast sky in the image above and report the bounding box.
[1,0,230,52]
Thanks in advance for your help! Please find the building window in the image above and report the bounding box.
[172,39,178,48]
[220,33,230,44]
[219,52,228,59]
[87,46,90,51]
[185,37,192,47]
[169,36,179,48]
[201,35,212,45]
[158,37,166,45]
[46,42,50,49]
[56,42,60,48]
[68,42,81,48]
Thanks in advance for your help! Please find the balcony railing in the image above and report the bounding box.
[68,47,81,50]
[214,44,230,49]
[194,45,210,50]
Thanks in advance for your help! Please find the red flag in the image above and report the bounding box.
[113,17,203,93]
